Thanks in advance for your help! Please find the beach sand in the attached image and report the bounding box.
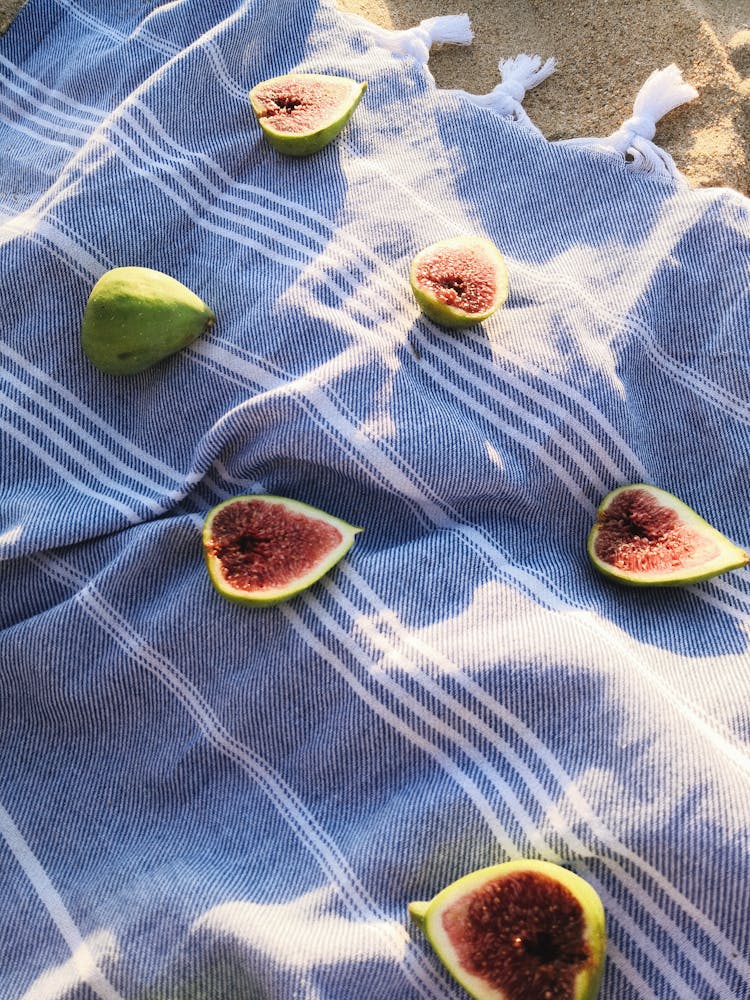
[1,0,749,195]
[337,0,750,195]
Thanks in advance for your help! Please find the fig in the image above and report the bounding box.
[81,266,215,375]
[202,494,362,606]
[587,483,748,586]
[409,236,509,328]
[409,859,606,1000]
[248,72,367,156]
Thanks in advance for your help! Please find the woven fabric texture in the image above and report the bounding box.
[2,2,750,997]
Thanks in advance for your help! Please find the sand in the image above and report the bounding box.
[338,0,750,195]
[1,0,749,195]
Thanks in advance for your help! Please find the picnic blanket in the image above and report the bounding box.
[2,2,750,997]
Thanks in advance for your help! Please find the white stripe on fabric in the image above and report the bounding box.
[330,565,750,992]
[29,552,452,1000]
[1,217,108,279]
[16,346,748,992]
[579,615,750,779]
[6,23,750,451]
[0,53,107,127]
[0,387,169,518]
[0,415,143,522]
[52,0,180,59]
[341,127,750,426]
[1,85,96,148]
[29,540,750,998]
[0,102,82,156]
[596,927,660,1000]
[271,629,689,996]
[0,344,189,486]
[0,802,126,1000]
[5,69,739,546]
[191,339,750,625]
[0,358,187,514]
[291,591,675,995]
[514,258,750,430]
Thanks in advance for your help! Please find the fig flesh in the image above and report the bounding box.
[409,859,606,1000]
[202,495,361,605]
[249,73,367,156]
[81,266,215,375]
[409,236,509,328]
[587,484,748,586]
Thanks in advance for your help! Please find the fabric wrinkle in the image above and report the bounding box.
[1,1,749,999]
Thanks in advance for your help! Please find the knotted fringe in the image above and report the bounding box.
[561,64,698,181]
[451,54,555,134]
[349,13,473,65]
[348,14,552,133]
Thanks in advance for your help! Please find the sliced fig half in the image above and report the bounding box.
[203,495,362,605]
[587,483,748,587]
[409,236,509,328]
[249,72,367,156]
[409,859,606,1000]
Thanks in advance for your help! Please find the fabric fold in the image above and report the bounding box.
[2,3,750,999]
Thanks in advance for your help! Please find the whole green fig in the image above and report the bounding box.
[81,266,215,375]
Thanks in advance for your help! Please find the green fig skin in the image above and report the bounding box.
[81,267,215,375]
[410,236,509,329]
[203,495,362,606]
[249,73,367,156]
[588,484,749,587]
[409,859,606,1000]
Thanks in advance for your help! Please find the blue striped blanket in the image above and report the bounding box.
[2,2,749,997]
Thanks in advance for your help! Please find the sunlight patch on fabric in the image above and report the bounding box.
[0,803,124,1000]
[20,931,120,1000]
[192,885,409,968]
[0,524,24,547]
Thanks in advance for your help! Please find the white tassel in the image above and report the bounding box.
[451,54,555,133]
[561,64,698,181]
[349,13,473,65]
